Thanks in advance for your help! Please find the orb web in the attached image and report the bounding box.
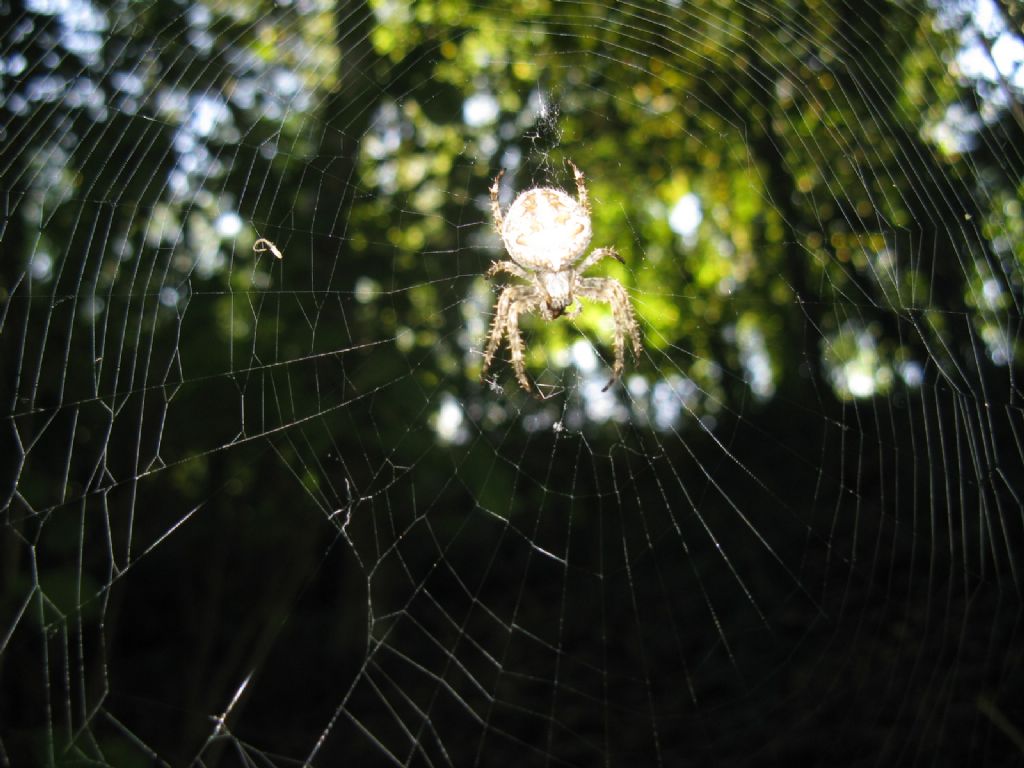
[2,0,1023,765]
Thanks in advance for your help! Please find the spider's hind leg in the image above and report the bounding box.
[490,169,506,234]
[569,160,589,216]
[576,246,624,274]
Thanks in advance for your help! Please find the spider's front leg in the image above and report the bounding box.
[481,285,540,396]
[577,277,643,391]
[481,286,512,382]
[503,293,539,396]
[562,300,584,320]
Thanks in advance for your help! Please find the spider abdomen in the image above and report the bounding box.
[501,188,592,271]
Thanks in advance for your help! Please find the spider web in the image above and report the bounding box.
[2,0,1024,765]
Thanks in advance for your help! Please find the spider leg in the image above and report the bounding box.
[486,260,530,280]
[575,246,624,274]
[481,285,512,381]
[504,293,539,396]
[490,169,506,234]
[569,160,589,216]
[577,277,642,390]
[481,284,541,396]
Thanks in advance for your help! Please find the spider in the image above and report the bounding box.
[481,161,642,395]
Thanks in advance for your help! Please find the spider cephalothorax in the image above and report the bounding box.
[481,161,642,395]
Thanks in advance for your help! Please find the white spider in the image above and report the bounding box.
[481,161,642,395]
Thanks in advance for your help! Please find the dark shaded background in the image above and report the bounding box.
[2,0,1024,765]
